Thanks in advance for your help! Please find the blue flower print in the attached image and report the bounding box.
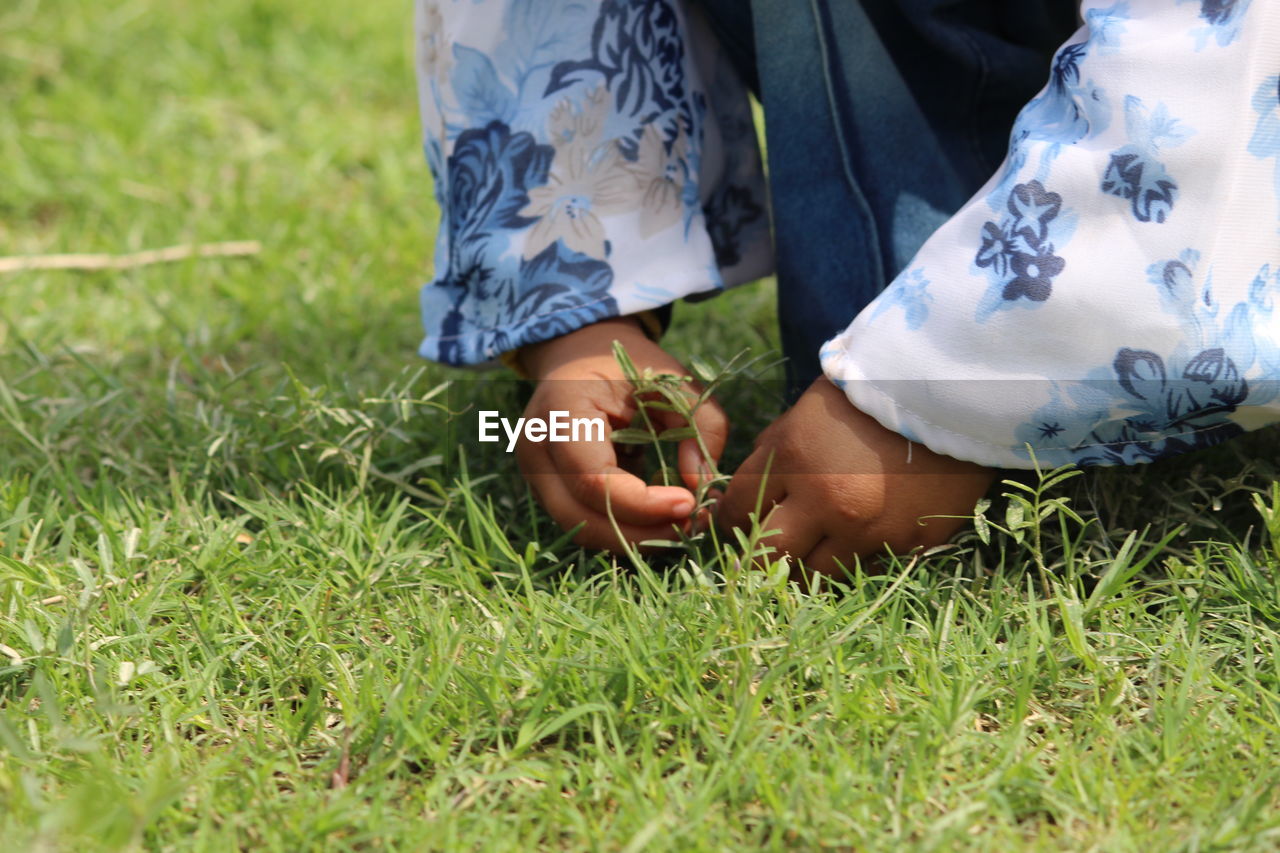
[498,242,618,350]
[1011,42,1112,152]
[444,120,553,245]
[424,136,446,207]
[1007,180,1063,241]
[1200,0,1246,25]
[1049,44,1087,102]
[869,268,933,330]
[451,46,517,127]
[424,239,618,365]
[495,0,598,90]
[1015,255,1279,466]
[975,180,1068,305]
[1115,346,1248,426]
[976,222,1018,278]
[1014,346,1249,466]
[1101,151,1177,223]
[1091,345,1249,462]
[993,35,1112,203]
[1083,3,1131,55]
[1006,249,1065,302]
[1180,0,1253,49]
[1250,264,1278,315]
[428,120,554,364]
[519,134,637,260]
[1248,76,1280,222]
[1148,250,1210,318]
[426,118,617,365]
[1100,98,1193,223]
[545,0,690,155]
[1023,44,1092,144]
[1245,265,1280,379]
[430,253,490,366]
[417,0,773,367]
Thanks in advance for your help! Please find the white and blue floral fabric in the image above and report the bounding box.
[415,0,771,366]
[822,0,1280,468]
[418,0,1280,470]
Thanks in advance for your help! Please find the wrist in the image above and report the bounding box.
[519,316,649,381]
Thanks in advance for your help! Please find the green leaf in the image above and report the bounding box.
[515,703,610,752]
[1253,482,1280,562]
[637,399,679,413]
[689,356,717,385]
[55,621,75,655]
[1085,525,1184,617]
[1039,466,1083,491]
[1056,585,1097,672]
[657,427,697,442]
[973,498,992,545]
[611,340,639,382]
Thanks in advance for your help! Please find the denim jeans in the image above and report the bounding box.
[694,0,1078,400]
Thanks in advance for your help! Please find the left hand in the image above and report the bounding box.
[515,317,728,553]
[717,377,996,575]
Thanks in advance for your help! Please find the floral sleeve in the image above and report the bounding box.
[415,0,771,366]
[821,0,1280,469]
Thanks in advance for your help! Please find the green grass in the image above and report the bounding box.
[4,0,1280,849]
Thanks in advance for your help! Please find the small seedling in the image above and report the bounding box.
[607,341,780,554]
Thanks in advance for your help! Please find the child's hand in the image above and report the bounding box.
[516,317,728,553]
[717,377,994,574]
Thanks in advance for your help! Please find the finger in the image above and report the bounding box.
[511,404,693,524]
[754,499,825,560]
[801,538,861,578]
[716,447,786,532]
[526,470,691,552]
[520,435,694,527]
[520,441,688,547]
[553,455,696,525]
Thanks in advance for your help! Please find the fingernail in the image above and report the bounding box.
[672,498,695,517]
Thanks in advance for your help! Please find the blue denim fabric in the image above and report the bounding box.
[695,0,1077,400]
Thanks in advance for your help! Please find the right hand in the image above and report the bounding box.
[515,317,729,553]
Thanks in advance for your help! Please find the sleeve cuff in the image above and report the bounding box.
[498,308,670,379]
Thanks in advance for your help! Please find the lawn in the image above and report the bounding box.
[4,1,1280,850]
